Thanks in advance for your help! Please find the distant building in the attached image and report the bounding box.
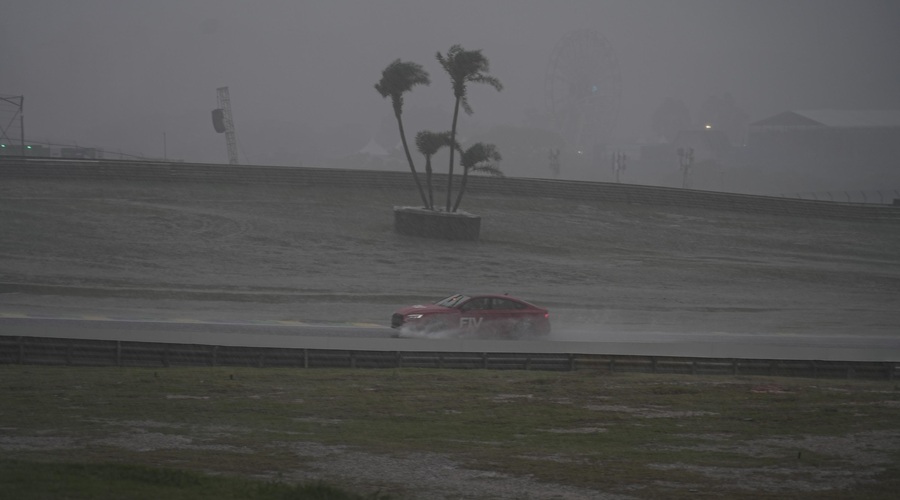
[747,110,900,189]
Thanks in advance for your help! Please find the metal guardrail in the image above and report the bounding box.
[1,336,896,380]
[3,157,899,221]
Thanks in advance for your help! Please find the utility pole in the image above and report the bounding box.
[611,151,627,183]
[677,147,694,189]
[0,95,24,155]
[213,87,239,164]
[548,148,560,177]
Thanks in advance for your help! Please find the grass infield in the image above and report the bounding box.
[1,365,898,498]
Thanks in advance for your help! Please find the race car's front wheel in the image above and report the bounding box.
[424,316,453,335]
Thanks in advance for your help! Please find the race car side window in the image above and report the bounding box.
[460,297,490,311]
[493,298,524,310]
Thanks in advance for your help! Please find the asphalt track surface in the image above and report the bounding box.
[1,178,899,361]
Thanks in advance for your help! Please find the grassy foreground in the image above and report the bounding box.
[1,365,899,498]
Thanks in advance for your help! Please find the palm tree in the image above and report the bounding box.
[436,45,502,212]
[452,142,503,212]
[415,131,456,210]
[375,59,431,208]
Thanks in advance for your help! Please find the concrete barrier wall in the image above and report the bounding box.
[3,157,899,221]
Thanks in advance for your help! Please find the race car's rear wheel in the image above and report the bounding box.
[512,319,536,338]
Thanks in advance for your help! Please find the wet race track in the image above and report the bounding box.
[2,178,899,361]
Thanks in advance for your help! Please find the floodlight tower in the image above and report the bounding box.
[212,86,239,164]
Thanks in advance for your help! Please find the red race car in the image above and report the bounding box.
[391,293,550,338]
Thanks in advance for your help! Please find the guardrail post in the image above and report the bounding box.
[258,350,265,368]
[482,353,488,369]
[651,357,657,373]
[609,356,615,373]
[395,351,402,369]
[569,354,576,372]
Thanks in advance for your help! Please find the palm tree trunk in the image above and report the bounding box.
[445,98,461,212]
[396,112,429,208]
[425,156,434,210]
[452,166,469,212]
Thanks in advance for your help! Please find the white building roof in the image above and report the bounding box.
[752,109,900,128]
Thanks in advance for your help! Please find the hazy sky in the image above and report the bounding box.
[2,0,899,165]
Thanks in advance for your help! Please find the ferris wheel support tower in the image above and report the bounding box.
[545,29,622,166]
[212,86,240,164]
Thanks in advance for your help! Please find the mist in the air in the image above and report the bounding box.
[2,1,898,187]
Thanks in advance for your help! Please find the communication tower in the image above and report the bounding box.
[212,87,239,164]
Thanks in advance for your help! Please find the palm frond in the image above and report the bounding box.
[375,59,431,101]
[460,96,473,115]
[469,74,503,92]
[415,130,454,156]
[460,142,502,170]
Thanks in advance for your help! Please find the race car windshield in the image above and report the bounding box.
[435,294,470,308]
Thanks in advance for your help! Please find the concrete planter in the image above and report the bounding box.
[393,206,481,241]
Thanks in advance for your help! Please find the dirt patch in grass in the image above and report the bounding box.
[647,430,900,493]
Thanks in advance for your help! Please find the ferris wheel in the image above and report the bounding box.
[545,29,622,155]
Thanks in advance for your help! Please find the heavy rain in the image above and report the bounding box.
[2,1,899,498]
